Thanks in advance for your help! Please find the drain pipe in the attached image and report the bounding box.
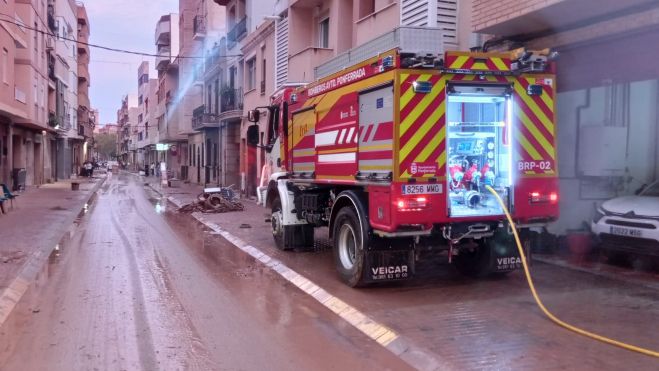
[574,88,591,178]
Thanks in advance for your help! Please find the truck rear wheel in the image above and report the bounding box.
[454,242,491,278]
[333,207,367,287]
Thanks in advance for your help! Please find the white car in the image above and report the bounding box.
[591,181,659,257]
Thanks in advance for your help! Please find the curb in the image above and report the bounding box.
[0,176,107,328]
[532,255,659,291]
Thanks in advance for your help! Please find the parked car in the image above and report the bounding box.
[591,181,659,259]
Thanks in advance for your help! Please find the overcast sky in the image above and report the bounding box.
[85,0,178,126]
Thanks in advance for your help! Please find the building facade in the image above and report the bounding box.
[0,0,90,190]
[471,0,659,233]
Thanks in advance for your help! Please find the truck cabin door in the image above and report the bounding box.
[445,83,513,218]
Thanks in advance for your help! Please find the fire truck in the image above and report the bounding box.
[246,27,559,287]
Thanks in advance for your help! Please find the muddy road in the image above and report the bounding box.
[0,173,409,371]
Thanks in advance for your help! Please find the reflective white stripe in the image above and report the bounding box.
[315,130,339,147]
[318,153,356,163]
[337,129,347,145]
[345,127,355,144]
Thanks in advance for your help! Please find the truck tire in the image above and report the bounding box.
[271,198,315,251]
[271,198,291,250]
[454,238,513,278]
[333,207,367,287]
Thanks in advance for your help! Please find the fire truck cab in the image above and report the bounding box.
[247,27,559,287]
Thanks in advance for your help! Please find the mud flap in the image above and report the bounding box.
[362,237,415,283]
[488,229,524,273]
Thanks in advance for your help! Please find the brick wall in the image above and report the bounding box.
[472,0,563,32]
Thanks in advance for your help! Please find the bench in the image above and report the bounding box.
[1,183,18,210]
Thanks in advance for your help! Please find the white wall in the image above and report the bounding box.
[550,80,659,234]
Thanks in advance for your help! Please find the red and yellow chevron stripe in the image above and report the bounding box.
[513,75,556,176]
[397,71,447,179]
[445,52,511,72]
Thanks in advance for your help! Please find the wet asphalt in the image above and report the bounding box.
[0,173,409,371]
[0,172,658,370]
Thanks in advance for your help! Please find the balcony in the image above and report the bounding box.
[289,46,334,82]
[220,87,243,114]
[156,47,171,70]
[227,16,247,49]
[192,105,221,131]
[193,15,206,40]
[78,64,89,82]
[47,6,57,32]
[155,15,171,45]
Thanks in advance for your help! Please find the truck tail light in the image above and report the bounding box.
[396,196,428,211]
[529,192,558,204]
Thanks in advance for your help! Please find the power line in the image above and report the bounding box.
[0,13,242,60]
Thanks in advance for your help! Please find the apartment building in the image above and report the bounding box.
[135,61,159,172]
[470,0,659,233]
[154,13,186,175]
[116,93,138,169]
[207,0,275,191]
[0,0,88,189]
[76,1,92,162]
[49,0,82,180]
[187,0,225,186]
[240,20,275,196]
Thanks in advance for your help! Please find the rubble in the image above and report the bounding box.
[178,191,244,213]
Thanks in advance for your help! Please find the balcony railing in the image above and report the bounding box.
[47,6,57,32]
[221,87,243,113]
[193,15,206,40]
[227,16,247,49]
[192,105,220,130]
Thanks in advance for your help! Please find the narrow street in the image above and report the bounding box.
[0,173,409,371]
[1,173,658,370]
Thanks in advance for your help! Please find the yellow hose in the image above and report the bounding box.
[485,185,659,358]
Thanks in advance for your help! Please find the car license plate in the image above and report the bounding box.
[402,184,443,195]
[610,226,642,238]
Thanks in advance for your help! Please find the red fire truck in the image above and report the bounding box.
[247,34,559,287]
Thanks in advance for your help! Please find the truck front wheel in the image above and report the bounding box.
[271,198,290,250]
[333,207,367,287]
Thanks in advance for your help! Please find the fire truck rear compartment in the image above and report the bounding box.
[446,84,513,218]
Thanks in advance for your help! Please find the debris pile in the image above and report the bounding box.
[178,191,244,213]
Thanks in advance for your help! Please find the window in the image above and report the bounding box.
[138,114,143,123]
[261,46,266,95]
[318,18,329,48]
[138,95,143,105]
[246,58,256,91]
[1,48,7,84]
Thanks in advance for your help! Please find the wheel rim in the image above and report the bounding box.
[338,223,357,270]
[272,209,283,238]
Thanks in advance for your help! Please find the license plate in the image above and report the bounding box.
[610,226,642,238]
[402,184,443,195]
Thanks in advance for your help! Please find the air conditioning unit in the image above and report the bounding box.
[46,37,54,50]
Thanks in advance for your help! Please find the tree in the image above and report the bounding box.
[95,133,117,161]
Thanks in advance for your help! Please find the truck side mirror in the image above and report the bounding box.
[247,125,260,147]
[247,109,260,122]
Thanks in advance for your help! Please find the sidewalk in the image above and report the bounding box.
[0,174,106,324]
